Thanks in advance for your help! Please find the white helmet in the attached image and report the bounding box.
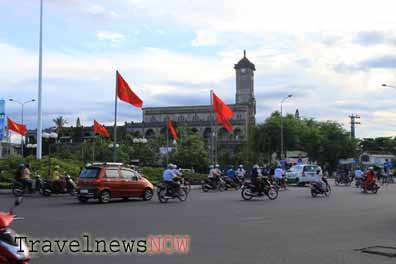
[253,164,259,169]
[239,164,243,168]
[215,164,220,168]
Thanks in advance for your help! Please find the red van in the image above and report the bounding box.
[77,163,154,203]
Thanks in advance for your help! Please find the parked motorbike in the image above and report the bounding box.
[11,172,48,197]
[310,178,331,197]
[157,178,188,203]
[201,177,226,192]
[0,197,30,263]
[241,177,278,200]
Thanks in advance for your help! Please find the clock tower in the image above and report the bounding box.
[234,50,256,123]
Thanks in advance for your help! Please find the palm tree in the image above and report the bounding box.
[53,116,68,134]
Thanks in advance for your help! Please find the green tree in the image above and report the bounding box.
[169,133,209,172]
[53,116,68,135]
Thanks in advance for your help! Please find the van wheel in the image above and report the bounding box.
[99,190,111,203]
[143,188,153,201]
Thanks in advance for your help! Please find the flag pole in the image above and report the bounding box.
[210,90,215,165]
[36,0,44,160]
[166,117,169,165]
[113,71,118,162]
[92,136,96,162]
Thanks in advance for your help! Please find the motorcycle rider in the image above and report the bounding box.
[313,169,327,192]
[236,164,246,181]
[52,165,64,192]
[15,164,33,192]
[362,167,375,192]
[163,164,180,195]
[251,164,263,195]
[208,164,221,187]
[226,166,237,183]
[274,165,286,190]
[354,167,363,186]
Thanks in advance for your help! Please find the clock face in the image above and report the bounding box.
[241,68,246,73]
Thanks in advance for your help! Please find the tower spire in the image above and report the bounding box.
[243,49,246,58]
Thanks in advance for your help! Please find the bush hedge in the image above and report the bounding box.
[0,156,207,188]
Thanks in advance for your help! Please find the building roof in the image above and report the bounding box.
[234,50,256,70]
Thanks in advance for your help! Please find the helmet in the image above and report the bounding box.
[215,164,220,168]
[172,164,177,169]
[167,164,173,169]
[18,163,25,169]
[209,165,214,169]
[239,164,243,168]
[368,166,374,170]
[253,164,259,169]
[54,165,60,170]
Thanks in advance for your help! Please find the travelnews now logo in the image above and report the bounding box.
[147,235,190,255]
[16,234,191,256]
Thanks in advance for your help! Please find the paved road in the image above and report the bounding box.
[1,182,396,264]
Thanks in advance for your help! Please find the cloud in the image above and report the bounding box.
[354,31,387,46]
[359,56,396,69]
[96,31,126,43]
[191,30,218,47]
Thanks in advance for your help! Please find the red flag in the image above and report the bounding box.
[212,92,234,120]
[167,118,178,140]
[216,114,233,132]
[116,71,143,108]
[7,117,26,136]
[93,120,110,139]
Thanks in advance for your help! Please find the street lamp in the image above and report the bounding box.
[280,94,293,160]
[9,99,36,156]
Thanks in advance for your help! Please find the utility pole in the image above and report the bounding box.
[349,114,361,139]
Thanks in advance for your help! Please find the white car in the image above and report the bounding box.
[285,164,322,186]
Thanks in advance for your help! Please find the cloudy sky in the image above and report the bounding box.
[2,0,396,139]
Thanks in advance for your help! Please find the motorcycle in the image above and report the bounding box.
[361,180,380,194]
[222,176,239,190]
[241,177,278,200]
[335,175,352,186]
[42,173,77,196]
[0,197,30,264]
[201,177,226,192]
[310,179,331,197]
[11,172,48,197]
[157,178,188,203]
[355,178,362,188]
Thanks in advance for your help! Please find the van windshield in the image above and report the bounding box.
[80,168,100,179]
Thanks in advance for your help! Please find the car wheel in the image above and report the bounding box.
[78,197,89,203]
[143,188,153,201]
[99,190,111,203]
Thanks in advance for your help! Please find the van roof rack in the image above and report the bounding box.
[86,162,124,167]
